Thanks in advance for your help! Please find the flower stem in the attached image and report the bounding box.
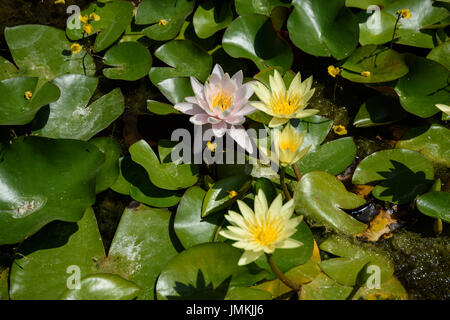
[280,166,292,200]
[390,15,401,49]
[292,163,302,181]
[266,254,300,292]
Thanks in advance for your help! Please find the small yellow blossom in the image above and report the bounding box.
[24,91,33,100]
[83,23,93,34]
[90,12,101,21]
[397,9,411,19]
[361,71,371,77]
[220,189,304,265]
[70,43,82,54]
[158,19,168,26]
[333,125,347,136]
[79,14,89,23]
[54,0,65,4]
[206,141,217,152]
[328,65,341,78]
[228,190,238,199]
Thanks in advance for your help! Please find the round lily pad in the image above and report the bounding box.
[353,94,407,127]
[395,56,450,118]
[294,171,368,235]
[352,149,435,204]
[0,137,105,245]
[103,42,152,81]
[287,0,359,60]
[9,208,105,300]
[32,74,124,141]
[60,274,141,300]
[222,15,293,71]
[341,45,409,83]
[235,0,291,16]
[156,242,268,300]
[416,191,450,223]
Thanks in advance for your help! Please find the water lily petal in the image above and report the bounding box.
[190,113,209,125]
[237,250,263,266]
[252,82,271,105]
[174,102,204,115]
[276,238,303,249]
[211,121,227,137]
[228,125,254,154]
[268,117,289,128]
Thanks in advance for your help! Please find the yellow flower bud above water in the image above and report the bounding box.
[333,125,347,136]
[83,23,93,34]
[228,190,238,199]
[397,9,411,19]
[158,19,168,26]
[70,43,82,54]
[24,91,33,100]
[90,13,101,21]
[361,71,371,77]
[79,14,89,23]
[328,65,341,78]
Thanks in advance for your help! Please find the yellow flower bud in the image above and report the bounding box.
[158,19,168,26]
[397,9,411,19]
[333,125,347,136]
[70,43,82,54]
[24,91,33,100]
[83,23,93,34]
[79,14,89,23]
[328,65,341,78]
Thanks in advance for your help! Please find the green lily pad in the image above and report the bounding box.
[253,178,277,204]
[202,175,253,217]
[147,100,180,115]
[149,40,212,84]
[359,0,450,48]
[396,125,450,167]
[287,0,359,60]
[352,149,435,204]
[60,274,141,300]
[354,94,407,127]
[395,56,449,118]
[235,0,291,16]
[290,116,334,148]
[135,0,195,41]
[0,136,104,245]
[300,272,353,300]
[106,204,178,300]
[110,156,182,208]
[156,77,195,104]
[174,187,222,249]
[129,139,199,191]
[156,242,269,300]
[0,76,60,125]
[193,1,233,39]
[254,221,314,279]
[319,234,394,285]
[345,0,391,9]
[341,45,409,83]
[294,171,367,235]
[222,15,293,72]
[4,24,95,83]
[0,255,9,300]
[0,56,18,81]
[9,208,105,300]
[289,137,357,176]
[416,191,450,223]
[427,41,450,70]
[224,286,272,300]
[352,276,408,300]
[103,42,152,81]
[66,0,134,52]
[89,137,122,193]
[32,74,124,141]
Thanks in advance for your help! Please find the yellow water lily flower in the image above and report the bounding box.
[24,91,33,100]
[252,70,318,128]
[273,123,311,166]
[435,104,450,116]
[90,12,101,21]
[397,9,411,19]
[70,43,82,54]
[79,14,89,23]
[333,125,347,135]
[83,23,93,34]
[328,65,341,78]
[158,19,168,26]
[220,189,304,265]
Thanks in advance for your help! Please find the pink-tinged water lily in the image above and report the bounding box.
[174,64,256,153]
[252,70,318,128]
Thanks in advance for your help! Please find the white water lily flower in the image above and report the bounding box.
[435,104,450,115]
[251,69,318,128]
[174,64,256,153]
[220,189,303,266]
[273,123,311,166]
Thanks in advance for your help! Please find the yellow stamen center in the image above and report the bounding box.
[211,90,233,111]
[270,92,301,115]
[250,220,280,246]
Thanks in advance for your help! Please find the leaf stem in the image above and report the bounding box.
[266,254,300,292]
[280,166,292,200]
